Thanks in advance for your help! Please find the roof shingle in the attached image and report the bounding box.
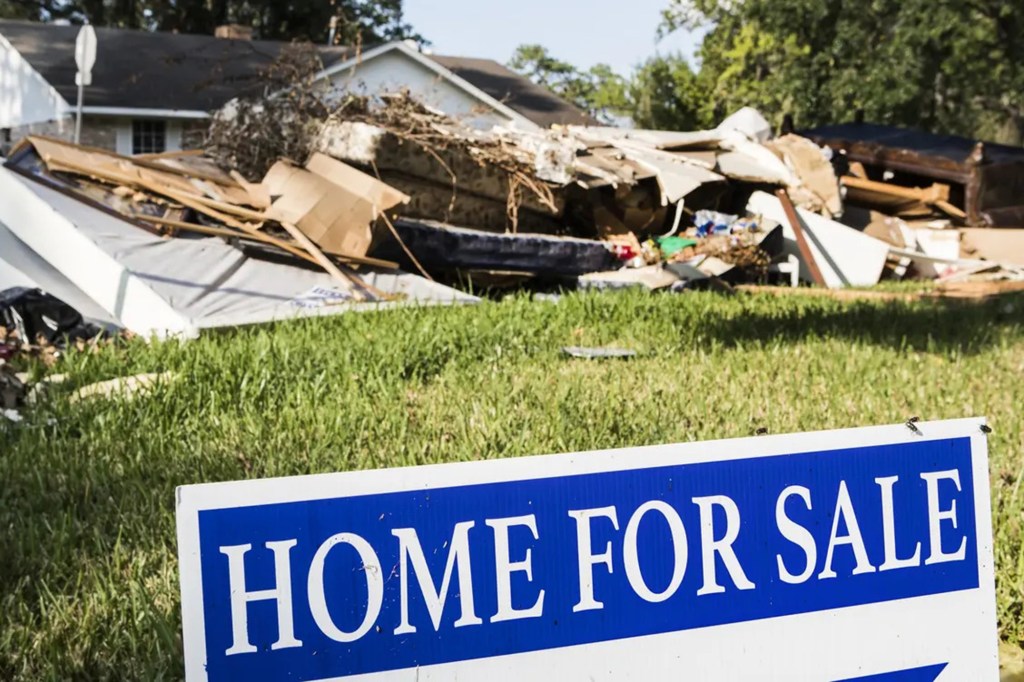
[428,54,599,128]
[0,20,349,111]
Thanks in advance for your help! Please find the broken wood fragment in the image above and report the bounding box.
[280,221,368,300]
[775,188,826,286]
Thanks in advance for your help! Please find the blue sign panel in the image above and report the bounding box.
[177,423,995,681]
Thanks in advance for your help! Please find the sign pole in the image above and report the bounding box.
[74,78,84,145]
[73,25,97,146]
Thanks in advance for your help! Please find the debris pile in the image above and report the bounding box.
[0,94,1021,363]
[0,286,116,423]
[0,135,476,339]
[310,102,851,289]
[797,122,1024,287]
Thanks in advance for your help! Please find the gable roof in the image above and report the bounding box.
[0,20,350,113]
[0,21,596,128]
[428,54,599,128]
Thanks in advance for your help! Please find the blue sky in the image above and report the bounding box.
[402,0,704,77]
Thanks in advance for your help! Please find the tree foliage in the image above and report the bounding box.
[0,0,421,45]
[629,54,705,130]
[662,0,1024,143]
[509,44,628,123]
[512,2,1022,143]
[509,44,707,130]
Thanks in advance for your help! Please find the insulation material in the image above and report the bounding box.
[626,151,726,205]
[768,134,842,216]
[717,107,773,143]
[567,126,727,151]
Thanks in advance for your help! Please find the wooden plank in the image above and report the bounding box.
[136,214,399,270]
[739,282,1024,303]
[842,175,966,219]
[31,134,241,188]
[182,192,271,222]
[50,157,325,270]
[132,149,206,160]
[775,188,826,286]
[279,221,367,301]
[45,158,399,273]
[934,200,968,220]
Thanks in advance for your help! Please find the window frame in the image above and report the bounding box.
[131,119,168,155]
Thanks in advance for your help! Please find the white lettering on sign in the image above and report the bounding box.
[776,485,817,584]
[693,495,755,595]
[623,501,688,603]
[308,533,383,642]
[211,470,973,656]
[392,521,482,634]
[220,540,302,656]
[819,481,877,579]
[486,515,545,623]
[921,470,968,565]
[876,476,922,571]
[568,506,620,613]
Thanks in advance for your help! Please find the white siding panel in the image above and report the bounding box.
[0,33,69,128]
[325,51,512,130]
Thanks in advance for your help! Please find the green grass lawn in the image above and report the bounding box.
[2,289,1023,679]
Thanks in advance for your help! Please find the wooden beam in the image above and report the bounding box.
[842,175,967,220]
[775,188,826,287]
[182,192,272,222]
[279,221,366,300]
[135,214,399,269]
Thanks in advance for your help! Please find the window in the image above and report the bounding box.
[131,119,166,155]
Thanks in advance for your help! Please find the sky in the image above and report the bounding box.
[402,0,705,77]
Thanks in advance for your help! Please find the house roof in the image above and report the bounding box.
[428,55,599,128]
[0,20,595,127]
[803,122,1024,166]
[0,20,350,112]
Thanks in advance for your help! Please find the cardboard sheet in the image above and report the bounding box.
[265,153,409,258]
[960,228,1024,267]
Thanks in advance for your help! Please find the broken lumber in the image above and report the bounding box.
[775,188,826,286]
[279,221,368,300]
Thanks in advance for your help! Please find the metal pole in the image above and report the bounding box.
[74,79,84,144]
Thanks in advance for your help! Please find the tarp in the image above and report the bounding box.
[0,167,476,338]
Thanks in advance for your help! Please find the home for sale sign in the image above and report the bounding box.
[176,419,997,680]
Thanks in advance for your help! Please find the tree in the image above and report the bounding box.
[0,1,41,20]
[509,45,707,130]
[0,0,423,45]
[629,54,707,130]
[661,0,1024,143]
[509,44,628,123]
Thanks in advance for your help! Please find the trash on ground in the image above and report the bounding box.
[0,96,1017,353]
[562,346,638,359]
[70,372,177,404]
[0,136,476,339]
